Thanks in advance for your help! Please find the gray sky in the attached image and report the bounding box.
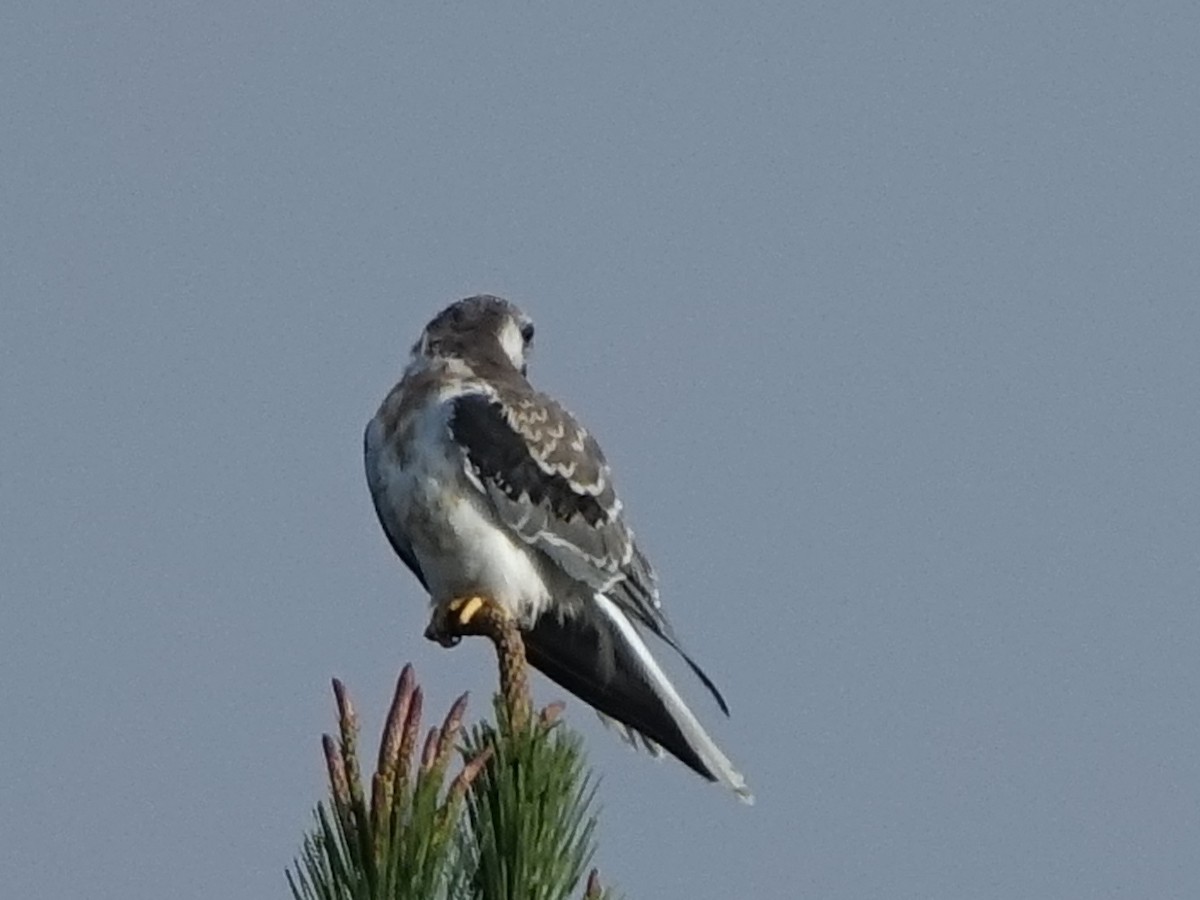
[3,4,1198,898]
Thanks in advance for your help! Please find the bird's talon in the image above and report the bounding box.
[426,595,491,646]
[423,620,461,647]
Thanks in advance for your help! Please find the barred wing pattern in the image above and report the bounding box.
[449,388,730,716]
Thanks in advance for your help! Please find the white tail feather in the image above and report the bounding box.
[592,593,754,804]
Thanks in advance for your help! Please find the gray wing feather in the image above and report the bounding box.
[449,390,650,598]
[450,390,730,716]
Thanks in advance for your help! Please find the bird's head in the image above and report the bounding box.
[411,295,535,377]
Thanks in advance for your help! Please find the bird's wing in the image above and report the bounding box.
[363,417,429,591]
[449,389,634,587]
[448,388,730,715]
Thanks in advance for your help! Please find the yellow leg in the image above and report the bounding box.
[425,595,508,647]
[447,595,488,627]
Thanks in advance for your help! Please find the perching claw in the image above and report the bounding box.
[425,595,531,731]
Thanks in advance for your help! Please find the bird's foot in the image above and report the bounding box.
[425,595,496,648]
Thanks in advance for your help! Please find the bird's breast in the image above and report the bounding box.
[374,396,552,624]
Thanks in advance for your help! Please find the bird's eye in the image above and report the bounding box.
[520,322,535,343]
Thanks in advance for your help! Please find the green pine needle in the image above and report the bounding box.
[287,663,616,900]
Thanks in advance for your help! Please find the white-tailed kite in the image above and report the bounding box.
[364,295,751,802]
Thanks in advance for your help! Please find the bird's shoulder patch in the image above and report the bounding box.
[449,391,618,527]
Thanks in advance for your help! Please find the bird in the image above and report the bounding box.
[364,295,751,802]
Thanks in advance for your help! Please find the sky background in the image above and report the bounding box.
[3,3,1199,898]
